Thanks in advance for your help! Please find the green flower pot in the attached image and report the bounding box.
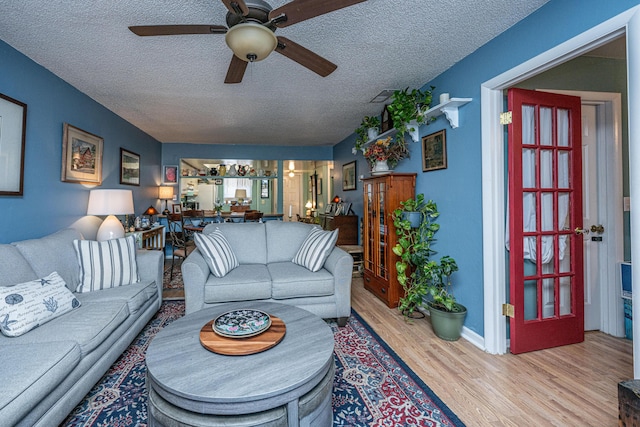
[427,302,467,341]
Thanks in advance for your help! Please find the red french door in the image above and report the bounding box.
[508,88,584,354]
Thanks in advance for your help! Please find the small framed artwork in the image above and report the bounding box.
[0,93,27,195]
[422,129,447,172]
[120,148,140,186]
[334,203,344,216]
[325,204,334,214]
[163,165,178,184]
[172,204,181,214]
[342,161,356,191]
[261,179,269,198]
[214,178,223,185]
[380,104,392,133]
[343,202,352,215]
[61,123,103,185]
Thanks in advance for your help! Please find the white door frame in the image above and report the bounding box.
[481,5,640,363]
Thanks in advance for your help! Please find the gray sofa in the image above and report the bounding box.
[181,221,353,325]
[0,228,164,427]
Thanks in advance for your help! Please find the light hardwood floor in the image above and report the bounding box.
[350,276,632,426]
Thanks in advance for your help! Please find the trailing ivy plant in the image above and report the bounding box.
[392,194,440,318]
[354,115,382,153]
[423,255,461,312]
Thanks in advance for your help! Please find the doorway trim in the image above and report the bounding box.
[480,6,639,356]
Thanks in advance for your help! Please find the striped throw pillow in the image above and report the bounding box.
[73,235,139,293]
[292,228,338,272]
[194,230,239,278]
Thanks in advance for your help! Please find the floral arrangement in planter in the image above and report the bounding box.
[361,136,409,170]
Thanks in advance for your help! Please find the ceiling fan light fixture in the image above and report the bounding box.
[225,22,277,62]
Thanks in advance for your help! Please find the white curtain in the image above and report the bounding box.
[506,105,570,264]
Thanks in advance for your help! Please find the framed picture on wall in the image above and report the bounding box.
[342,161,356,191]
[61,123,103,185]
[172,204,181,214]
[120,148,140,186]
[163,165,178,184]
[0,93,27,195]
[261,179,269,198]
[422,129,447,172]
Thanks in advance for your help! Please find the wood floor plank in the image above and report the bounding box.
[350,276,632,426]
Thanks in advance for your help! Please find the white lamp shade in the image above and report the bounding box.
[225,22,277,62]
[235,189,247,199]
[87,189,134,241]
[158,186,174,200]
[87,189,134,215]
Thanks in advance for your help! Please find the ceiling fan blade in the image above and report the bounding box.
[221,0,249,16]
[129,25,227,36]
[275,36,337,77]
[269,0,366,28]
[225,54,248,84]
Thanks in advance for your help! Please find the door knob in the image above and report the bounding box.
[574,227,590,235]
[590,224,605,234]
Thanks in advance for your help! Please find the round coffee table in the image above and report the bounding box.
[146,301,335,427]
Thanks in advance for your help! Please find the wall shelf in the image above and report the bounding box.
[422,97,472,129]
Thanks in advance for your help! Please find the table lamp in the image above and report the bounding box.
[143,205,159,226]
[158,186,174,215]
[87,189,134,241]
[235,189,247,204]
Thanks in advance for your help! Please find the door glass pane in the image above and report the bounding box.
[560,276,572,315]
[541,193,554,231]
[540,150,553,188]
[542,275,555,319]
[560,239,571,273]
[365,184,373,271]
[523,148,536,188]
[524,279,538,321]
[557,109,569,147]
[558,192,570,231]
[557,151,569,188]
[523,192,536,232]
[522,105,535,146]
[541,236,555,272]
[540,107,552,146]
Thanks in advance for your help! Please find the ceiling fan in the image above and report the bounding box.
[129,0,366,83]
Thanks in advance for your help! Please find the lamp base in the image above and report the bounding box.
[97,215,125,241]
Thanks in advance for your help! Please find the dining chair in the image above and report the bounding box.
[167,213,195,280]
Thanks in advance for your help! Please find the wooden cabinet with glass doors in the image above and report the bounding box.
[362,173,416,307]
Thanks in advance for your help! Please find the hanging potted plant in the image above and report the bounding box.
[354,115,382,155]
[424,255,467,341]
[392,194,440,318]
[387,86,435,145]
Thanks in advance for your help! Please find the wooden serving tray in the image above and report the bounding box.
[199,316,286,356]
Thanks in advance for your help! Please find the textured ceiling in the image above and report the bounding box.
[0,0,549,146]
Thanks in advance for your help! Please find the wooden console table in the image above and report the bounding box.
[126,225,165,250]
[318,214,358,245]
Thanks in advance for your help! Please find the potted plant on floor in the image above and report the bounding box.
[392,194,440,318]
[424,255,467,341]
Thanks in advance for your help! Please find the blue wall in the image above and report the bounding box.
[333,0,640,336]
[0,40,162,243]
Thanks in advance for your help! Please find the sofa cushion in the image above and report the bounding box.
[292,228,338,272]
[10,300,130,356]
[0,341,81,425]
[194,231,239,277]
[205,223,267,265]
[0,272,81,337]
[0,244,38,286]
[203,264,272,303]
[76,280,157,315]
[74,236,139,293]
[266,221,319,263]
[269,262,335,299]
[12,228,83,291]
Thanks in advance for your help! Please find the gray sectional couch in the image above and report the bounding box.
[181,221,353,325]
[0,228,164,427]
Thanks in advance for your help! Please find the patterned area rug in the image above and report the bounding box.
[62,283,464,426]
[162,262,185,300]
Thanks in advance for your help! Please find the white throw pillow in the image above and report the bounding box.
[0,272,81,337]
[194,230,239,278]
[292,228,338,272]
[73,235,139,293]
